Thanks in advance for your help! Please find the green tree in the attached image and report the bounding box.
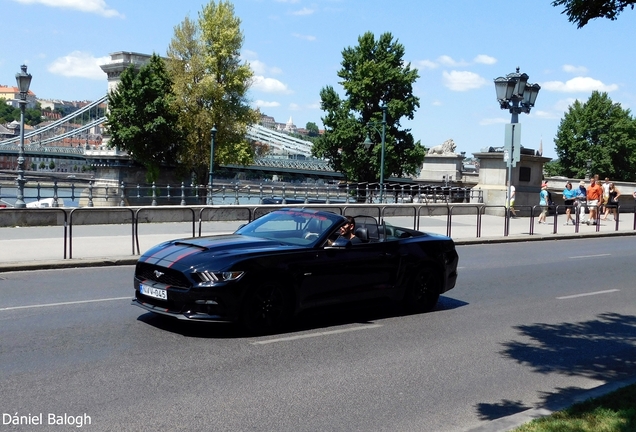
[552,0,635,27]
[106,54,182,182]
[305,122,319,137]
[166,0,259,183]
[554,91,636,181]
[312,32,425,184]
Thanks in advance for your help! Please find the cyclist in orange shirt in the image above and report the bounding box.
[585,177,603,225]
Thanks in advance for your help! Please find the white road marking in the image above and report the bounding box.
[569,253,611,259]
[0,297,131,311]
[251,323,383,345]
[557,289,620,300]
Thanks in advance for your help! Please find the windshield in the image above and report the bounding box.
[235,209,343,246]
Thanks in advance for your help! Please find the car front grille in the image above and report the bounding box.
[136,262,191,288]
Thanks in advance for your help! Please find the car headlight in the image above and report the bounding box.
[193,271,245,286]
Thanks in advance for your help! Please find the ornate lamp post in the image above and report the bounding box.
[14,65,32,208]
[493,68,540,230]
[362,104,387,203]
[207,125,217,205]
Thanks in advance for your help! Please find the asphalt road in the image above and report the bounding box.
[2,237,636,431]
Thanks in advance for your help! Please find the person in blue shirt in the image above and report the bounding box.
[562,182,577,225]
[576,181,587,223]
[538,184,549,224]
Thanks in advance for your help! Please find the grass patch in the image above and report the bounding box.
[513,383,636,431]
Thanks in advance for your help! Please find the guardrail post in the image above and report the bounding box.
[234,184,240,205]
[88,181,94,207]
[53,180,59,207]
[151,182,157,206]
[181,182,186,206]
[282,184,287,205]
[326,187,330,204]
[120,182,126,206]
[259,183,264,204]
[36,182,42,202]
[166,184,171,203]
[304,186,309,204]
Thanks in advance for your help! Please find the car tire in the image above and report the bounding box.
[403,267,441,313]
[241,283,291,335]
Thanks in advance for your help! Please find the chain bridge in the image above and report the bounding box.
[0,96,331,175]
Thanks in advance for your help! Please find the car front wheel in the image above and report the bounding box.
[241,283,291,334]
[403,267,441,312]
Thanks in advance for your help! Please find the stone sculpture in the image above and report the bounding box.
[427,139,457,156]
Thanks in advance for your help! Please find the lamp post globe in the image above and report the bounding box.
[14,65,32,209]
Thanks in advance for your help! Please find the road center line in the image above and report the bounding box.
[557,289,620,300]
[0,296,131,311]
[251,323,383,345]
[569,253,611,259]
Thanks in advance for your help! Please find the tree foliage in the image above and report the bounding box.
[552,0,635,27]
[106,54,182,182]
[166,0,259,183]
[305,121,319,137]
[312,32,425,184]
[554,91,636,181]
[0,99,43,126]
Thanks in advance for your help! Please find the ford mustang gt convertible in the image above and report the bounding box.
[133,208,459,333]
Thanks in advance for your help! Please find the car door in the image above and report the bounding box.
[296,239,402,309]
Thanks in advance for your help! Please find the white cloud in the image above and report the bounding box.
[292,33,317,41]
[291,7,314,16]
[47,51,110,80]
[443,70,488,91]
[416,59,438,70]
[252,76,292,94]
[432,100,442,106]
[474,54,497,65]
[541,76,618,93]
[12,0,124,18]
[254,100,281,108]
[562,64,587,74]
[438,55,468,67]
[553,97,579,111]
[249,59,282,75]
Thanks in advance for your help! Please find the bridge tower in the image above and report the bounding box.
[99,52,153,93]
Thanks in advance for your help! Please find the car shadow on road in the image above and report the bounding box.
[135,295,469,339]
[475,312,636,421]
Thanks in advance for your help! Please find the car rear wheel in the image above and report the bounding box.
[403,267,441,312]
[241,283,291,334]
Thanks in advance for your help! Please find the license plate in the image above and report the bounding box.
[139,284,167,300]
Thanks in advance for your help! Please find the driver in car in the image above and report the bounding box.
[336,216,362,244]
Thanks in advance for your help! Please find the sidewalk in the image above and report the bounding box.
[0,213,635,272]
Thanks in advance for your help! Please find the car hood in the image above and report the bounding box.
[138,234,303,269]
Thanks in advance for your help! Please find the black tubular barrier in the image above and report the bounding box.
[449,204,484,239]
[135,206,197,256]
[198,206,253,238]
[68,207,135,259]
[380,205,418,230]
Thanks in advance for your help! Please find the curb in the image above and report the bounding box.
[464,376,636,431]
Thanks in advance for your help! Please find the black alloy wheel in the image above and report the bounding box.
[404,268,441,313]
[241,283,290,334]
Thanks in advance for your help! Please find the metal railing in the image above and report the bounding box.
[0,180,479,208]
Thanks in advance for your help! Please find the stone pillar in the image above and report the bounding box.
[472,151,551,216]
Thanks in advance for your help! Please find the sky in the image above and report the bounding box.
[2,0,635,160]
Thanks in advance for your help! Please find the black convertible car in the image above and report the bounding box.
[133,208,459,333]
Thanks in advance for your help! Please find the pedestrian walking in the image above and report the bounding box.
[562,182,577,225]
[602,183,621,221]
[538,183,549,224]
[507,181,517,217]
[585,177,603,225]
[576,180,587,223]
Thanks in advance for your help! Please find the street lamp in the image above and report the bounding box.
[493,67,540,230]
[362,104,387,202]
[207,125,217,205]
[14,65,32,208]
